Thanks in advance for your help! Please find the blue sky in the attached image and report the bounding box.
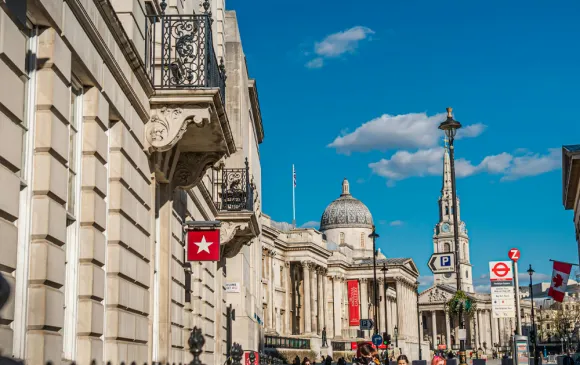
[230,0,580,292]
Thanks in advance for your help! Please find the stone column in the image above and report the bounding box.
[475,310,481,348]
[302,261,312,333]
[321,269,328,334]
[317,268,323,334]
[311,266,317,333]
[396,279,404,337]
[445,310,451,349]
[269,251,275,330]
[379,279,386,335]
[432,311,438,348]
[285,262,291,335]
[333,275,342,337]
[492,314,498,345]
[485,310,492,350]
[360,279,368,336]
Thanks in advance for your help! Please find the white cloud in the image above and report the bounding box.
[389,220,404,226]
[305,58,324,69]
[306,26,374,68]
[328,112,486,154]
[418,276,434,287]
[301,221,320,229]
[475,284,491,293]
[369,147,560,185]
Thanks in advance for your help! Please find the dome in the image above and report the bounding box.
[319,179,374,231]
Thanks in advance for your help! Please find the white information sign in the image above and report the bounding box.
[225,282,241,293]
[489,261,516,318]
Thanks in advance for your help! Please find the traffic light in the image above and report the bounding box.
[529,329,536,344]
[384,333,392,345]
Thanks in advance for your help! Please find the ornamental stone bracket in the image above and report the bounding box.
[145,89,235,190]
[218,210,261,259]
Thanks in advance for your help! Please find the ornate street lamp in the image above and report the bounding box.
[381,263,389,338]
[438,107,465,365]
[369,226,380,335]
[528,264,539,365]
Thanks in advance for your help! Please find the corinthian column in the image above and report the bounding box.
[302,261,312,333]
[269,251,276,331]
[322,269,328,333]
[378,278,386,335]
[445,310,451,349]
[317,268,324,334]
[396,279,404,337]
[333,275,342,337]
[311,266,317,333]
[285,262,291,335]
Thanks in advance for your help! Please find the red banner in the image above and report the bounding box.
[347,280,360,326]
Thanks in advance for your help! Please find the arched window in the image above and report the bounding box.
[465,270,469,279]
[360,232,365,248]
[443,242,451,252]
[340,232,345,244]
[445,206,449,215]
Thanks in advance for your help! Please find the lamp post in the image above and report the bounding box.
[438,107,466,365]
[370,226,380,335]
[416,281,423,360]
[381,263,389,337]
[528,264,539,365]
[395,326,399,348]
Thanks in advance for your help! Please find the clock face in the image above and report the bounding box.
[444,273,453,278]
[441,223,450,233]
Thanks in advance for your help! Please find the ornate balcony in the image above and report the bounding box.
[205,158,260,259]
[143,3,234,191]
[145,9,226,99]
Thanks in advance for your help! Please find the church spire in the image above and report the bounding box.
[441,138,452,196]
[341,178,350,196]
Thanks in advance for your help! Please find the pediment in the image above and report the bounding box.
[419,285,454,304]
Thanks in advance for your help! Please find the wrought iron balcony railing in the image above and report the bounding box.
[264,335,311,350]
[145,5,226,99]
[213,158,254,212]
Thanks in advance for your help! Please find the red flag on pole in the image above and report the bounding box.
[548,261,573,302]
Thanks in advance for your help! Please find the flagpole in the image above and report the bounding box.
[549,259,580,266]
[292,164,296,228]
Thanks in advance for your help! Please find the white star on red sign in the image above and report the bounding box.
[194,235,214,254]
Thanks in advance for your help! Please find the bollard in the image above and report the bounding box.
[188,327,206,365]
[231,343,243,365]
[473,359,486,365]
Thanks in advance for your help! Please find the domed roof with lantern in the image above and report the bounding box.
[319,179,374,231]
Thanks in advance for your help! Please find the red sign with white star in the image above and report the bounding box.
[187,229,220,262]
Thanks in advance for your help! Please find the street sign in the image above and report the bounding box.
[489,261,513,281]
[428,252,456,274]
[509,248,521,262]
[360,319,374,331]
[489,261,516,318]
[372,334,383,346]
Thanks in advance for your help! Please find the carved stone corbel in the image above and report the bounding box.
[145,105,212,153]
[219,221,253,259]
[172,151,222,190]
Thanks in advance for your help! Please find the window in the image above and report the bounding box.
[360,232,365,248]
[63,79,83,360]
[280,265,284,286]
[445,206,449,215]
[67,84,82,216]
[465,270,469,279]
[443,242,451,252]
[340,232,345,244]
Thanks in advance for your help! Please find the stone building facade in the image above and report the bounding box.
[0,0,263,364]
[258,179,430,360]
[562,145,580,268]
